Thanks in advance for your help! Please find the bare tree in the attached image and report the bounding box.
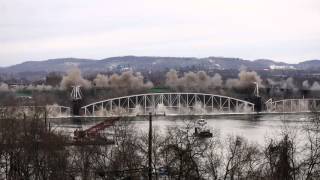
[222,135,262,180]
[300,111,320,179]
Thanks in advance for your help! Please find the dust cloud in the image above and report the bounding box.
[225,70,262,90]
[60,67,91,90]
[165,69,222,92]
[93,71,153,92]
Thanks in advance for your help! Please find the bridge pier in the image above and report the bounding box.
[253,96,262,112]
[72,99,82,116]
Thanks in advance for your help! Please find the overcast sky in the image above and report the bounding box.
[0,0,319,66]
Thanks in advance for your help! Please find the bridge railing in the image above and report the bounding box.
[81,93,255,117]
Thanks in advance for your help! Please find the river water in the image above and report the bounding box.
[51,113,312,144]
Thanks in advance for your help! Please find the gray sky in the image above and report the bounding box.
[0,0,320,66]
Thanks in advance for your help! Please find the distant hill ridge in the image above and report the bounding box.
[2,56,320,73]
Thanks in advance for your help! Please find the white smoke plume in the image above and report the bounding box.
[310,81,320,91]
[165,69,223,92]
[281,77,296,90]
[165,69,179,88]
[93,71,153,93]
[0,83,9,92]
[60,67,91,90]
[94,74,109,88]
[226,70,262,90]
[267,78,296,90]
[301,80,320,91]
[266,78,277,86]
[211,73,223,87]
[302,80,310,89]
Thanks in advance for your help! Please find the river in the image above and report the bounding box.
[50,113,312,145]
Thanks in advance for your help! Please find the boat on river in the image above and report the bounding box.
[194,117,213,138]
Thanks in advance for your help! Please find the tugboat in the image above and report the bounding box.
[197,117,207,126]
[194,117,213,138]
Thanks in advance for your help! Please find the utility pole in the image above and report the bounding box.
[137,111,164,179]
[148,112,152,180]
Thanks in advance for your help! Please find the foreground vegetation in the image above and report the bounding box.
[1,108,320,180]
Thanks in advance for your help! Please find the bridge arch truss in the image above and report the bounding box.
[265,98,320,113]
[81,93,255,117]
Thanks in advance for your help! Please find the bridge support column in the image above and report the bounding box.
[127,97,130,113]
[72,99,82,116]
[144,95,147,114]
[187,94,189,108]
[211,96,214,112]
[178,94,181,114]
[219,98,222,111]
[136,96,138,109]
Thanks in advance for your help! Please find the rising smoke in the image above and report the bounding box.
[266,77,298,97]
[267,77,297,90]
[301,80,320,91]
[281,77,296,90]
[165,69,223,92]
[302,80,310,89]
[310,81,320,91]
[93,71,153,93]
[94,74,109,88]
[60,67,91,90]
[225,70,262,90]
[0,83,9,92]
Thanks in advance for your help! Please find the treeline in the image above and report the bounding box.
[1,109,320,179]
[2,67,320,109]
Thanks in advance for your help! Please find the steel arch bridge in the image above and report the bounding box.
[81,93,255,117]
[265,98,320,113]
